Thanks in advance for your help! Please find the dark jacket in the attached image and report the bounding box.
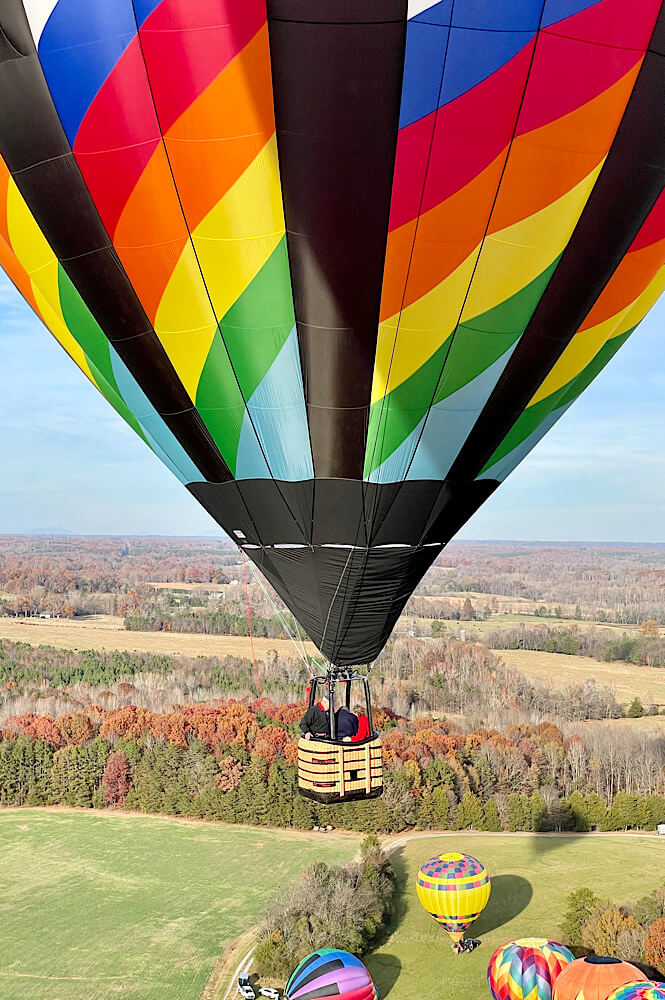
[336,707,359,740]
[300,702,330,738]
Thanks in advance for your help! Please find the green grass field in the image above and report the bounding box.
[0,809,358,1000]
[367,834,665,1000]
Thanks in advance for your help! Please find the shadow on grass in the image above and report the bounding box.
[527,833,587,858]
[472,874,533,937]
[364,954,401,999]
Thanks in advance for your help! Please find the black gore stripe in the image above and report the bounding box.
[267,0,407,479]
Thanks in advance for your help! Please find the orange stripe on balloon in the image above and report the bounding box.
[164,24,276,234]
[111,26,275,324]
[580,235,665,330]
[380,65,640,323]
[489,62,640,234]
[0,159,39,313]
[0,234,40,314]
[113,143,189,323]
[379,153,505,323]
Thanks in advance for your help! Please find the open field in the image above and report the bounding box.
[0,616,315,660]
[366,833,664,1000]
[0,809,357,1000]
[497,648,665,707]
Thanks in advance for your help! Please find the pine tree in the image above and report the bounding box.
[483,798,501,832]
[457,791,485,830]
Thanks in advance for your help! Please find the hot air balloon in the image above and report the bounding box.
[416,851,491,943]
[607,985,665,1000]
[1,2,665,799]
[553,958,648,1000]
[488,938,575,1000]
[285,950,378,1000]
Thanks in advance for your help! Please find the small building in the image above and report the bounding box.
[658,824,665,836]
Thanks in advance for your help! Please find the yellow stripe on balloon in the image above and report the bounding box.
[154,135,284,401]
[531,262,665,404]
[372,162,604,403]
[6,178,95,383]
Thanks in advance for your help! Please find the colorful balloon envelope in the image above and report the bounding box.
[488,938,575,1000]
[553,957,648,1000]
[607,985,665,1000]
[285,949,377,1000]
[2,3,665,667]
[416,851,491,942]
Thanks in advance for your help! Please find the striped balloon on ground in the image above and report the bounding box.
[416,851,491,943]
[285,950,378,1000]
[607,985,665,1000]
[488,938,574,1000]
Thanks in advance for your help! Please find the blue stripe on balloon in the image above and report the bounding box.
[36,0,138,145]
[235,328,314,482]
[109,347,206,484]
[398,21,449,129]
[288,951,366,997]
[476,403,571,483]
[400,0,599,128]
[132,0,165,25]
[541,0,603,28]
[367,349,517,484]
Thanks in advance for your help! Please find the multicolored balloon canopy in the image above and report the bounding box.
[488,938,575,1000]
[416,850,491,942]
[607,985,665,1000]
[2,2,665,665]
[285,950,377,1000]
[553,958,648,1000]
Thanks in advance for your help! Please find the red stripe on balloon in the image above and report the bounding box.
[388,42,535,232]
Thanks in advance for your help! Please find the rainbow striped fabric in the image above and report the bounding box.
[1,1,664,665]
[488,939,574,1000]
[285,950,378,1000]
[607,986,665,1000]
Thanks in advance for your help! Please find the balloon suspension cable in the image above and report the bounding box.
[242,551,262,697]
[241,550,327,676]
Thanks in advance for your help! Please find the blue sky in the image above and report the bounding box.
[0,269,663,541]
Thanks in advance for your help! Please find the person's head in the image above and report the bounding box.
[320,695,330,710]
[352,703,366,716]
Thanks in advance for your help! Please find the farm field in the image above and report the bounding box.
[496,648,665,706]
[367,833,664,1000]
[0,615,315,660]
[0,809,357,1000]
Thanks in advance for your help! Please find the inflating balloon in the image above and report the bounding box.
[2,2,665,666]
[488,938,574,1000]
[607,985,665,1000]
[416,851,490,942]
[284,950,377,1000]
[553,957,648,1000]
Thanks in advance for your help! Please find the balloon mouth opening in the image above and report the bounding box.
[584,956,621,965]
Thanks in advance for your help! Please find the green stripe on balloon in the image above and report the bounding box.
[196,239,295,475]
[219,236,295,400]
[57,263,147,443]
[481,325,634,474]
[364,258,560,476]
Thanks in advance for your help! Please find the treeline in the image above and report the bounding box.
[0,534,241,595]
[2,702,665,834]
[418,542,665,624]
[124,609,291,639]
[0,637,622,727]
[486,624,665,669]
[255,836,395,977]
[561,885,665,974]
